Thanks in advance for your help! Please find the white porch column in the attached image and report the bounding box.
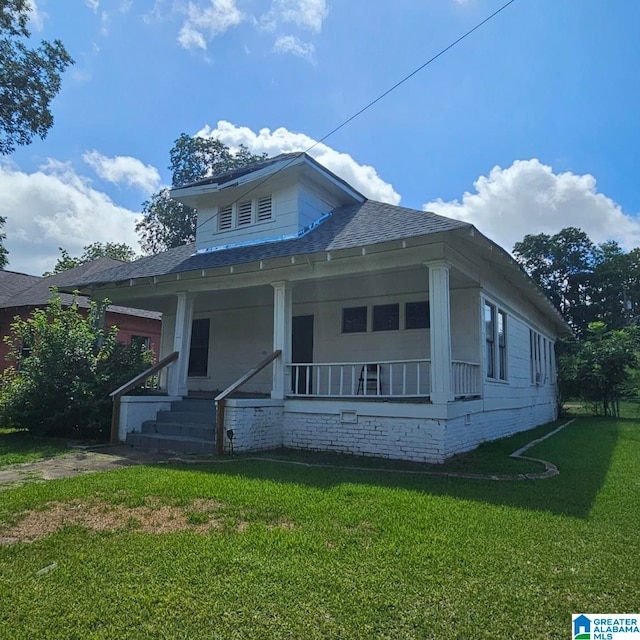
[167,292,194,397]
[427,260,454,404]
[271,281,292,400]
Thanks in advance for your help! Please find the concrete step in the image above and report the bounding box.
[141,421,215,441]
[127,432,215,455]
[155,410,215,425]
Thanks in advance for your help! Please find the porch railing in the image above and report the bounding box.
[451,360,482,397]
[109,351,179,444]
[287,359,431,398]
[286,359,481,399]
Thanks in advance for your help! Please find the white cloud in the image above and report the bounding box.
[273,35,315,61]
[148,0,327,57]
[100,10,110,35]
[83,151,161,193]
[197,120,400,205]
[143,1,168,24]
[85,0,99,13]
[178,23,208,50]
[274,0,328,32]
[0,160,141,275]
[26,0,45,31]
[177,0,244,50]
[423,159,640,252]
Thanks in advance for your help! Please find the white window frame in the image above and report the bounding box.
[484,299,508,381]
[530,329,553,385]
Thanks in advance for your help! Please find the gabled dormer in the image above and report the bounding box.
[169,153,365,253]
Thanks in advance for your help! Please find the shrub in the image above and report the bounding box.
[0,292,152,439]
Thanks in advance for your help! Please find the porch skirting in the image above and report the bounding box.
[223,399,284,454]
[219,397,558,464]
[117,395,557,464]
[283,410,446,463]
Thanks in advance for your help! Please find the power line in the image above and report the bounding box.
[194,0,518,234]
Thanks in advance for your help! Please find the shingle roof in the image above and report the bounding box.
[0,259,162,320]
[174,152,301,191]
[0,271,42,305]
[68,200,471,287]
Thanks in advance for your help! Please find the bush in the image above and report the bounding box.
[0,292,152,439]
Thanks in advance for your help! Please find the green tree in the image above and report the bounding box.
[136,133,267,254]
[0,215,8,268]
[558,323,639,417]
[0,0,74,155]
[0,291,152,438]
[44,242,136,276]
[513,227,599,336]
[591,242,640,330]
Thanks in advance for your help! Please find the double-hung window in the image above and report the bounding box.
[484,302,496,379]
[485,301,507,381]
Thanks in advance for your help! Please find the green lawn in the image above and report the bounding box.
[0,416,638,639]
[0,428,70,469]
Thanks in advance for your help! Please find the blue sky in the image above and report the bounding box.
[2,0,639,275]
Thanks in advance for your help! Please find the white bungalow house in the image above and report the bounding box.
[70,152,570,463]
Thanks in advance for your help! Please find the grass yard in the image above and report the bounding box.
[0,428,70,469]
[0,416,638,639]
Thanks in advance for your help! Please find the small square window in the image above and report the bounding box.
[131,335,150,350]
[372,303,399,331]
[342,307,367,333]
[405,301,430,329]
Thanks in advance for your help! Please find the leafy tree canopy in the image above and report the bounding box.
[43,242,137,276]
[0,0,74,155]
[558,322,639,417]
[136,133,267,255]
[513,227,640,336]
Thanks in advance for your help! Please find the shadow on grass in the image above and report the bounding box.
[152,418,620,520]
[0,428,70,469]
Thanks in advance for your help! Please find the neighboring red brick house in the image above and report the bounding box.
[0,258,161,371]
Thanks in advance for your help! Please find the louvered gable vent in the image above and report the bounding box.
[257,196,272,222]
[237,200,253,226]
[218,205,232,231]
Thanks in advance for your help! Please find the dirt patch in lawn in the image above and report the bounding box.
[0,497,295,545]
[0,497,234,545]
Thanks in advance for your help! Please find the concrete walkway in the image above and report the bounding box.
[0,446,176,490]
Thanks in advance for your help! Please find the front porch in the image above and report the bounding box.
[112,257,490,462]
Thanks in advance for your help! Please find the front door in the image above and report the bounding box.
[292,315,314,394]
[188,318,210,377]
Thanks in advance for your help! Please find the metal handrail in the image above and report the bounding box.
[109,351,179,444]
[215,350,281,455]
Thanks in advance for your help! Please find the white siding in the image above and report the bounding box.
[450,288,481,362]
[297,182,338,231]
[187,305,274,393]
[195,182,299,251]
